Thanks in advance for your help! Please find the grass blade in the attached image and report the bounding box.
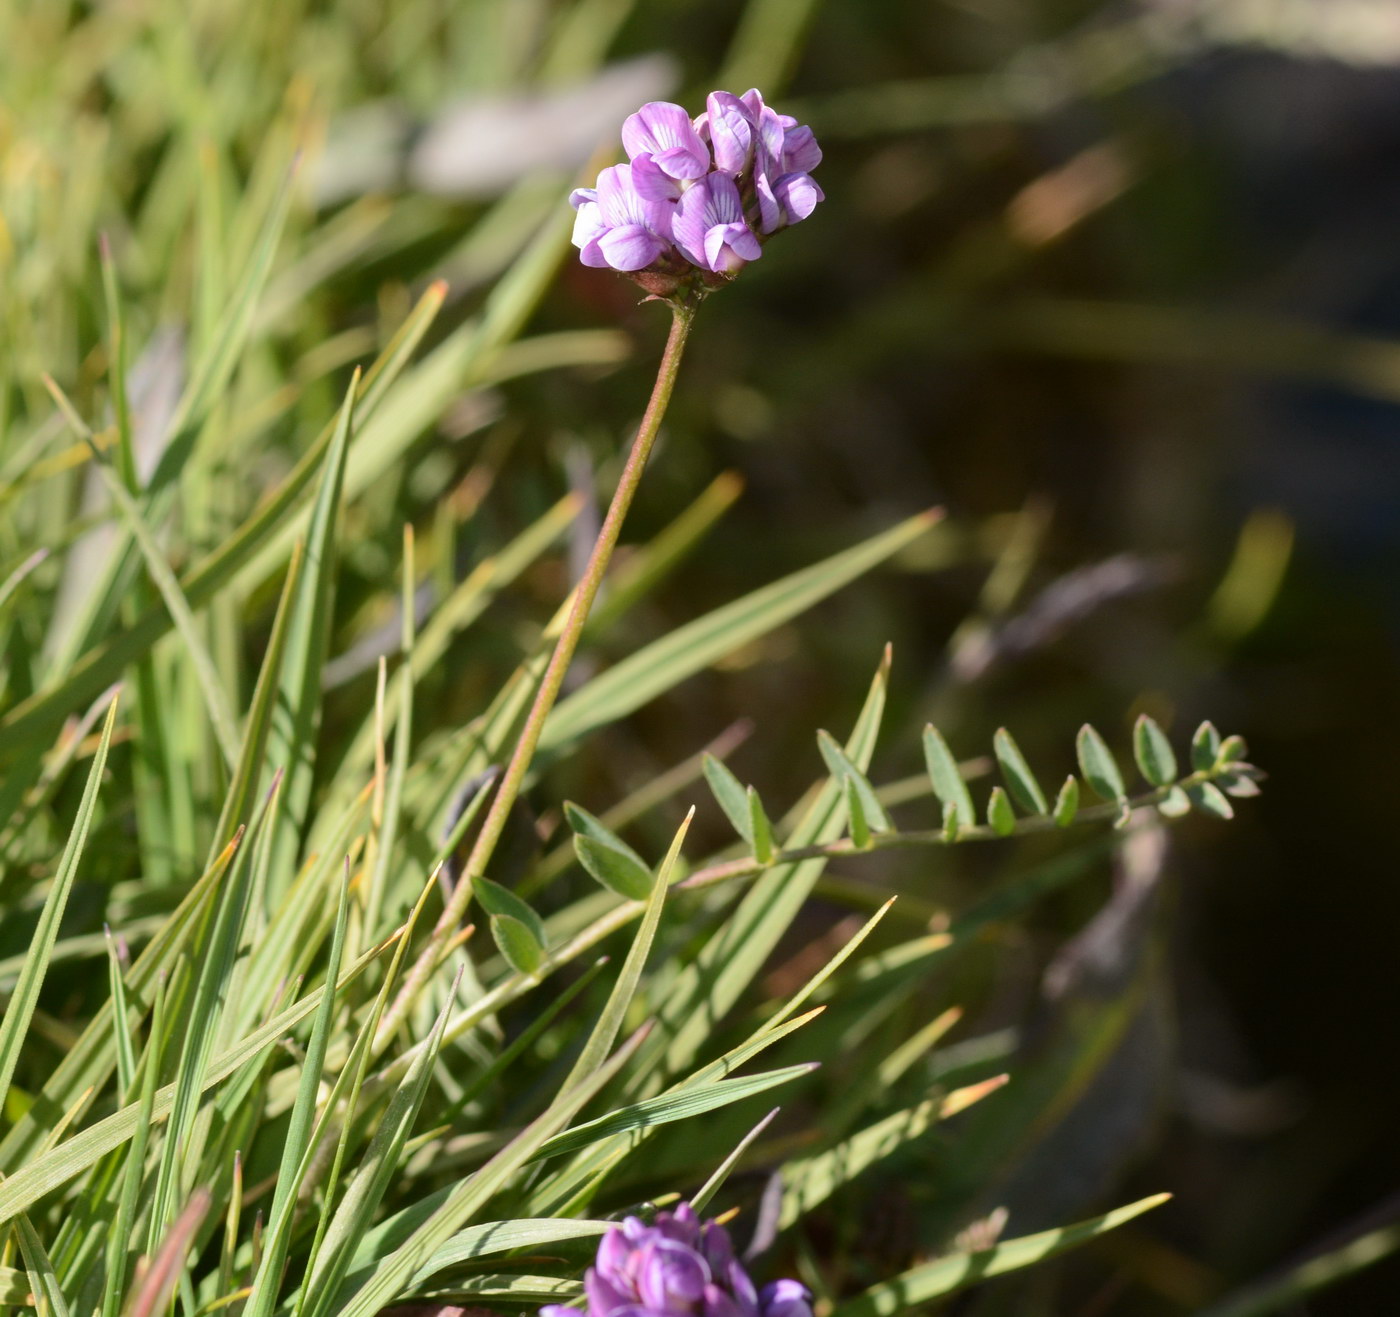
[298,974,459,1317]
[0,934,393,1228]
[652,647,893,1083]
[265,373,358,886]
[0,286,444,758]
[831,1193,1172,1315]
[329,1026,649,1317]
[100,972,167,1317]
[690,1107,780,1214]
[15,1210,70,1317]
[560,811,692,1095]
[241,872,351,1317]
[0,696,118,1119]
[43,380,240,771]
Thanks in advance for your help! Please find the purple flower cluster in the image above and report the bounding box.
[540,1202,813,1317]
[570,91,823,294]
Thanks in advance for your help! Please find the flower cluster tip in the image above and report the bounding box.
[570,90,823,300]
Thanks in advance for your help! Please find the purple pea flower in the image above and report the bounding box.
[568,87,823,295]
[672,174,762,274]
[570,163,677,272]
[540,1202,813,1317]
[622,101,711,181]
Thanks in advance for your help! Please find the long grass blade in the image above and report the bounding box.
[0,696,118,1119]
[830,1193,1171,1314]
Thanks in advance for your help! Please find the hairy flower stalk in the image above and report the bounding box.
[540,1203,814,1317]
[376,90,822,1048]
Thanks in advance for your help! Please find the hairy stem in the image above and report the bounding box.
[376,299,695,1050]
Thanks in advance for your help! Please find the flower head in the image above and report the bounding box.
[540,1202,813,1317]
[568,87,824,300]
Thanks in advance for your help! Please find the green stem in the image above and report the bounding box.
[376,299,695,1049]
[366,767,1237,1092]
[676,770,1218,891]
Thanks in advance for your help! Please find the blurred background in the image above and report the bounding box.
[6,0,1400,1311]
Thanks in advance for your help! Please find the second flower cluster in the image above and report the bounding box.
[570,90,824,283]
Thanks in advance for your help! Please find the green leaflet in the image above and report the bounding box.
[819,729,891,833]
[987,785,1016,836]
[1047,775,1076,826]
[1076,723,1126,803]
[567,803,653,900]
[1133,714,1178,787]
[923,723,975,839]
[993,727,1048,815]
[703,752,753,843]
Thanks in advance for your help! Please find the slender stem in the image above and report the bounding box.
[460,301,694,892]
[375,300,695,1050]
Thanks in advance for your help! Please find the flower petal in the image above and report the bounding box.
[630,154,682,202]
[754,106,786,172]
[585,1263,636,1314]
[702,224,731,272]
[728,1258,761,1317]
[622,101,709,178]
[760,1279,815,1317]
[704,171,746,224]
[571,199,604,249]
[703,1284,743,1317]
[728,223,762,261]
[672,181,714,266]
[755,172,781,235]
[705,90,755,173]
[701,1221,735,1274]
[781,123,822,173]
[775,171,824,224]
[598,223,666,271]
[636,1239,710,1309]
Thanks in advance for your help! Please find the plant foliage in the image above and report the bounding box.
[0,1,1292,1314]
